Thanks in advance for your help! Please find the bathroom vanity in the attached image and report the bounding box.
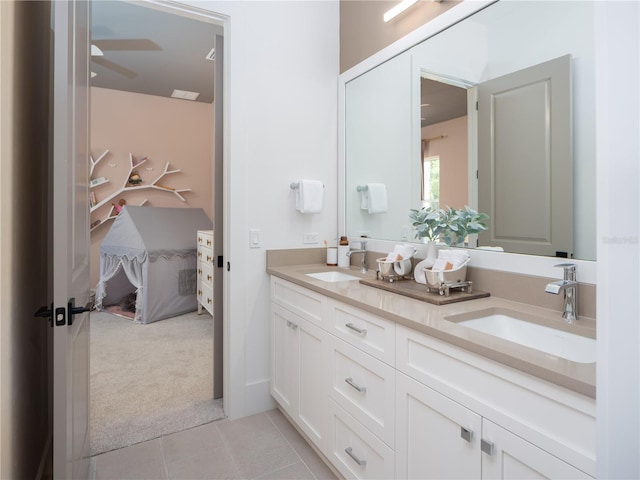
[268,263,595,479]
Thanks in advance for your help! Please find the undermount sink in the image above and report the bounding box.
[305,271,361,282]
[446,309,596,364]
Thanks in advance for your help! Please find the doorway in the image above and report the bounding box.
[88,0,225,455]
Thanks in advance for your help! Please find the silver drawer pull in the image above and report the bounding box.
[286,320,298,330]
[345,322,367,335]
[481,439,494,456]
[345,447,366,467]
[345,377,367,393]
[460,427,473,443]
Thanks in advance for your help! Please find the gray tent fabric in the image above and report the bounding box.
[96,206,213,324]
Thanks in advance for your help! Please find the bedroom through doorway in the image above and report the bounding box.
[87,0,225,456]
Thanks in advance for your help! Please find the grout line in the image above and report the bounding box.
[215,417,247,479]
[264,410,319,480]
[158,437,171,480]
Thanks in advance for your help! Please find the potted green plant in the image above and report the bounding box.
[409,205,489,246]
[439,206,490,246]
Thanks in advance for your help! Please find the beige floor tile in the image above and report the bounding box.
[254,461,316,480]
[266,409,337,480]
[94,439,168,480]
[162,421,243,479]
[218,413,300,479]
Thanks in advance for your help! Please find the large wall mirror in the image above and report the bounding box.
[343,1,596,260]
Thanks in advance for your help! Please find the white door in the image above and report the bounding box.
[52,1,92,478]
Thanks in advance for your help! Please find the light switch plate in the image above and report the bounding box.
[250,229,260,248]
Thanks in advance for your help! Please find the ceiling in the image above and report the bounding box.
[420,78,468,127]
[90,1,222,104]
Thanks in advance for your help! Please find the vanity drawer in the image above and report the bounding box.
[327,400,395,480]
[197,230,213,249]
[328,335,395,448]
[329,300,395,366]
[271,277,326,326]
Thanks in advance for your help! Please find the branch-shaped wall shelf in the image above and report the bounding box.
[89,151,192,232]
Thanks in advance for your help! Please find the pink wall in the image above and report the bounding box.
[422,115,468,210]
[90,87,214,287]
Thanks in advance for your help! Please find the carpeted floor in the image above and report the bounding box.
[90,310,224,456]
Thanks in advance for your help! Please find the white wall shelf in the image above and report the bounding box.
[89,150,192,231]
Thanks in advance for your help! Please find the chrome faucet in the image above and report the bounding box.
[545,263,578,323]
[346,240,368,273]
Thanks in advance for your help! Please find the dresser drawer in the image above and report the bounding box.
[198,260,214,288]
[197,231,213,248]
[271,277,326,326]
[198,283,213,314]
[327,400,395,480]
[329,300,395,365]
[328,335,395,448]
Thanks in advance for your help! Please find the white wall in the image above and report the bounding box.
[595,2,640,477]
[179,0,340,418]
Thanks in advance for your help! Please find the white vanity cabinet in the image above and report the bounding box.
[269,275,595,479]
[196,230,214,315]
[395,324,596,479]
[270,279,329,452]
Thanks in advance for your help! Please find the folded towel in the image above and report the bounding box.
[367,183,388,214]
[295,180,323,214]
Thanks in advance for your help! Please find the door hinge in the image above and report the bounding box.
[217,255,224,268]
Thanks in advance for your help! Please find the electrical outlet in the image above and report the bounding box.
[303,232,319,244]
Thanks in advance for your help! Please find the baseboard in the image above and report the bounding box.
[244,379,275,416]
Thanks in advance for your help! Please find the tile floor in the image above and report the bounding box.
[90,409,338,480]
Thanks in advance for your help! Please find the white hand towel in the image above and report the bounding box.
[366,183,388,214]
[295,180,323,214]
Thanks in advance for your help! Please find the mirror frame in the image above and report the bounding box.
[337,0,597,284]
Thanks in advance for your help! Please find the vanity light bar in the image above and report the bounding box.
[383,0,419,22]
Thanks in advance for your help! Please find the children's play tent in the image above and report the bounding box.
[95,206,213,324]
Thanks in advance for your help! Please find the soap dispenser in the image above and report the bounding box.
[338,236,350,268]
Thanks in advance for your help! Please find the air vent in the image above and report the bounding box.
[171,89,200,101]
[205,48,215,61]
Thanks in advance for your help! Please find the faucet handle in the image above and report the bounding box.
[553,263,576,281]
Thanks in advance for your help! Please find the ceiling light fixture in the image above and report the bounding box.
[171,89,200,101]
[383,0,419,22]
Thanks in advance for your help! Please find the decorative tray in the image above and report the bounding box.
[359,278,490,306]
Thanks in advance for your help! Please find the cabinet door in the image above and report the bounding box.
[296,316,328,452]
[396,372,482,479]
[481,419,592,479]
[271,304,299,416]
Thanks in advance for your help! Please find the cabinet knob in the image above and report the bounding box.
[207,274,212,281]
[198,289,202,296]
[207,255,212,262]
[207,297,212,304]
[206,239,212,246]
[198,237,202,243]
[286,320,298,330]
[481,439,494,456]
[198,251,202,257]
[460,427,473,443]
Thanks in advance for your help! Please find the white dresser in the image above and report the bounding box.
[196,230,214,316]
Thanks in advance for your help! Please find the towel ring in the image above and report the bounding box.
[357,185,368,192]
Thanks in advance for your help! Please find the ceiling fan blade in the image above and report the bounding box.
[92,39,161,52]
[92,57,138,79]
